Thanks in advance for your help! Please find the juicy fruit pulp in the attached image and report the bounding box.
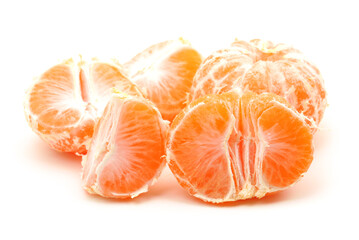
[167,90,313,203]
[24,58,142,155]
[191,39,327,127]
[82,92,168,198]
[125,38,202,122]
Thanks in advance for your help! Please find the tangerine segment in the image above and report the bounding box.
[124,38,202,121]
[24,58,142,155]
[167,90,313,203]
[258,103,313,188]
[190,39,327,127]
[82,92,168,198]
[167,95,236,201]
[28,64,83,128]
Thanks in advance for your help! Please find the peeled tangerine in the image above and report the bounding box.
[191,39,327,128]
[24,57,142,155]
[81,91,168,198]
[166,90,314,203]
[125,38,202,122]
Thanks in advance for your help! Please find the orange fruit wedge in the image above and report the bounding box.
[24,57,142,155]
[167,90,313,203]
[190,39,327,127]
[81,91,168,198]
[124,38,202,121]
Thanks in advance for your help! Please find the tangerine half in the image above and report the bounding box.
[167,90,313,203]
[24,57,142,155]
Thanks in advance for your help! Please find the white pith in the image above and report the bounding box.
[191,40,327,127]
[191,48,253,100]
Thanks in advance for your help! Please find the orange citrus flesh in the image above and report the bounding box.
[124,38,202,121]
[24,58,142,155]
[190,39,327,128]
[81,91,168,198]
[167,90,313,203]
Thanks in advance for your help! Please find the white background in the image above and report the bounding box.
[1,0,358,239]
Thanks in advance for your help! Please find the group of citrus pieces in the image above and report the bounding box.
[24,38,327,203]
